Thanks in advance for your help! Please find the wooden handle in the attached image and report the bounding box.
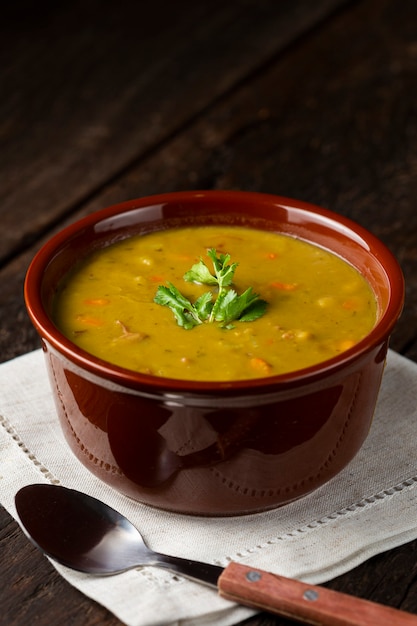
[218,562,417,625]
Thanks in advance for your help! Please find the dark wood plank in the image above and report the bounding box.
[0,0,349,264]
[2,0,417,625]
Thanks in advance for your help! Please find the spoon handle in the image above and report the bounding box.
[218,562,417,625]
[154,552,223,587]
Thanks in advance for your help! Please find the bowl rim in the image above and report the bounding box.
[24,190,405,393]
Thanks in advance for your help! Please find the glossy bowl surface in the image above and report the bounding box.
[24,191,404,515]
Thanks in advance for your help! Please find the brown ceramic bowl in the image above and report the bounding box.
[24,191,404,515]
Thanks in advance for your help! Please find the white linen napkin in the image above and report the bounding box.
[1,348,417,626]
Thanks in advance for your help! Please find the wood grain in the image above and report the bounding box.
[0,0,348,264]
[219,563,417,625]
[2,0,417,624]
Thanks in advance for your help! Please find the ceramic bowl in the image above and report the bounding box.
[24,191,404,515]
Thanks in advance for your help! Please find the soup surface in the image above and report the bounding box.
[53,226,377,381]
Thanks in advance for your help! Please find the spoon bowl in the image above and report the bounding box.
[15,483,221,583]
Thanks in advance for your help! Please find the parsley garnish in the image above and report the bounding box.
[154,249,267,329]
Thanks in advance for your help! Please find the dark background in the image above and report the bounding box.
[1,1,417,624]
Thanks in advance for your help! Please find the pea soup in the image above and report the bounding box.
[53,226,377,381]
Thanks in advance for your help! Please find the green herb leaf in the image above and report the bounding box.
[207,249,238,289]
[154,249,268,329]
[183,259,218,285]
[184,248,238,290]
[209,286,230,322]
[154,283,202,329]
[237,293,268,322]
[213,287,267,326]
[194,291,213,320]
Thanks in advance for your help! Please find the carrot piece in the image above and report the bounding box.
[266,252,278,260]
[76,314,104,327]
[249,357,272,373]
[149,274,165,283]
[83,298,110,306]
[270,281,298,291]
[342,298,359,310]
[339,339,356,352]
[174,254,195,262]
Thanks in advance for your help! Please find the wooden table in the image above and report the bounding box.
[2,1,417,623]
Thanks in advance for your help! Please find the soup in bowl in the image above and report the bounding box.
[24,191,404,515]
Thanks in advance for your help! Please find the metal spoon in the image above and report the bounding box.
[14,484,417,625]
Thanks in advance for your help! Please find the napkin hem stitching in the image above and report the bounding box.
[0,412,61,485]
[219,475,417,564]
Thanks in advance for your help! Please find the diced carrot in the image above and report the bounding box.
[249,357,272,372]
[76,314,104,327]
[174,253,195,262]
[83,298,110,306]
[342,298,359,310]
[149,274,165,283]
[270,281,298,291]
[266,252,278,260]
[339,339,356,352]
